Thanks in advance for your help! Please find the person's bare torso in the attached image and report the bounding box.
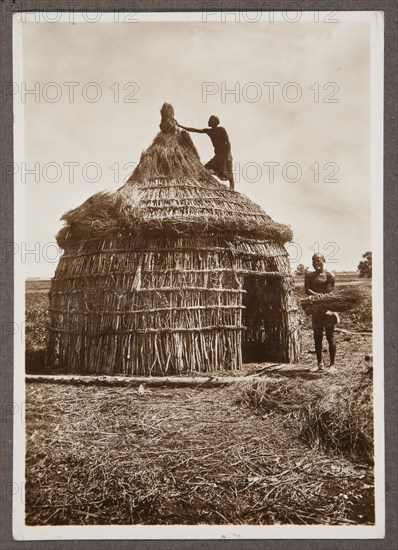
[306,271,331,294]
[205,127,231,157]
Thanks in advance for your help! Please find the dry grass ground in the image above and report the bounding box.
[25,382,374,526]
[24,276,375,526]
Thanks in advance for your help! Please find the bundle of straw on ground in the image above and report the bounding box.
[235,366,373,464]
[300,287,363,314]
[47,103,299,376]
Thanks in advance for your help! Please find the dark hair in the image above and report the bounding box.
[208,115,220,126]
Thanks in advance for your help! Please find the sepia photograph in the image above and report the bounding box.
[11,9,384,540]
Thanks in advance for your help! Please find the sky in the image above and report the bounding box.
[14,12,381,278]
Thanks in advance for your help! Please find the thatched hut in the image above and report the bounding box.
[47,104,300,375]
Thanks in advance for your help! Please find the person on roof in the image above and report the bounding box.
[305,253,340,374]
[175,115,235,191]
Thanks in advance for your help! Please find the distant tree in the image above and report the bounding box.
[358,251,372,278]
[295,264,306,276]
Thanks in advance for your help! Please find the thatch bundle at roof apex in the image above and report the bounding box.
[57,103,293,247]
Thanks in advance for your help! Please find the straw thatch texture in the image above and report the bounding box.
[56,124,292,247]
[57,174,292,247]
[47,103,300,375]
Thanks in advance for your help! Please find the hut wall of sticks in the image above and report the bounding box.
[46,104,300,375]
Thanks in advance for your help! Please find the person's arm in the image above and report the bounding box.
[223,128,232,150]
[175,121,207,134]
[304,273,314,296]
[306,288,319,297]
[325,272,335,294]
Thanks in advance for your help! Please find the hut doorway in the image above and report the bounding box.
[241,274,285,363]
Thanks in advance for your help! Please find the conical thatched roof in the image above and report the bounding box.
[57,104,293,247]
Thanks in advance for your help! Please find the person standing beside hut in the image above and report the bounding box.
[305,253,339,373]
[175,115,235,191]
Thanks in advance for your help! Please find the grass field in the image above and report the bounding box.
[24,275,375,526]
